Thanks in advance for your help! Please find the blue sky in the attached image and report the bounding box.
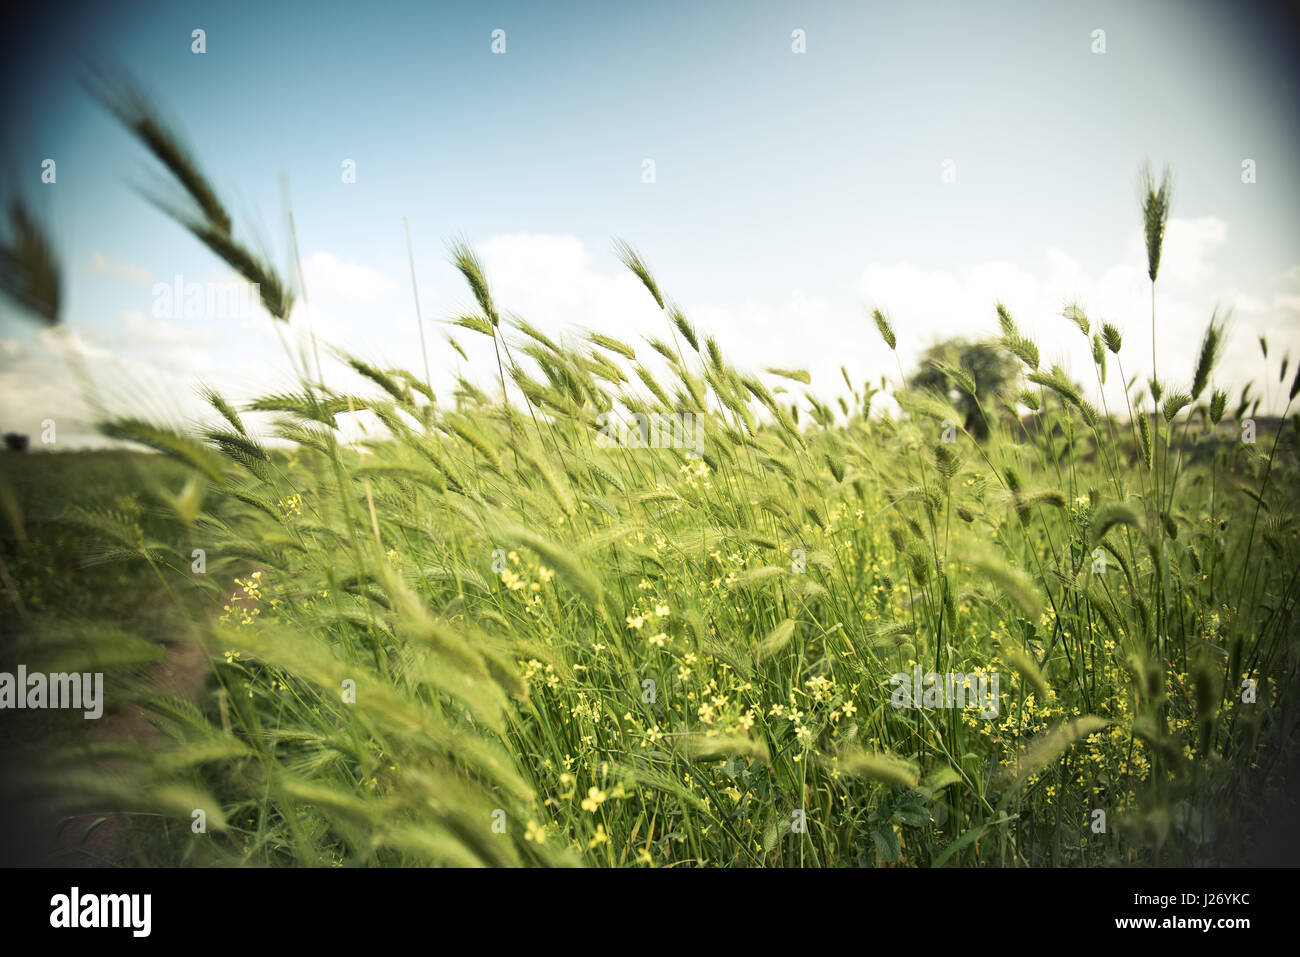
[2,0,1299,444]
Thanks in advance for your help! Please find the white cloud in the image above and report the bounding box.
[85,251,153,286]
[120,310,221,347]
[15,225,1300,449]
[475,234,663,341]
[301,252,396,302]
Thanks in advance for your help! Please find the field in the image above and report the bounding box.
[2,89,1299,869]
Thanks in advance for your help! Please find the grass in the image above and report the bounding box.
[1,87,1298,868]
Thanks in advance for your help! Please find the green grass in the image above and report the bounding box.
[2,89,1298,867]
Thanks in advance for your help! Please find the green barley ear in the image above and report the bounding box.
[1017,389,1040,411]
[1258,335,1268,359]
[870,307,897,350]
[511,316,561,353]
[1139,161,1173,282]
[0,199,61,324]
[1002,334,1038,370]
[1063,302,1089,336]
[201,385,246,436]
[588,332,636,361]
[932,442,960,480]
[1280,356,1289,385]
[645,336,678,364]
[1027,366,1083,410]
[1148,378,1163,403]
[1138,410,1153,468]
[928,358,976,398]
[448,237,498,326]
[997,305,1040,369]
[1102,322,1122,355]
[1162,391,1191,424]
[1091,334,1106,382]
[449,314,495,339]
[1191,308,1227,400]
[1209,389,1227,426]
[613,239,664,309]
[705,336,724,374]
[995,301,1017,338]
[667,301,699,351]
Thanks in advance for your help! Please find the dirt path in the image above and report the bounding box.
[49,636,212,866]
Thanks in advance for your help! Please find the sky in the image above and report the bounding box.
[2,0,1299,446]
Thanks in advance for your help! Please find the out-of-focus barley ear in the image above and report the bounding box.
[667,301,699,351]
[968,553,1040,619]
[1139,160,1173,282]
[0,200,61,324]
[1091,334,1106,382]
[766,367,811,385]
[1209,389,1227,426]
[1102,322,1122,355]
[1001,645,1050,701]
[87,68,297,321]
[613,239,663,309]
[1063,302,1089,336]
[1148,377,1163,403]
[181,217,294,320]
[1138,410,1153,468]
[1290,362,1300,402]
[1090,502,1143,544]
[1234,383,1253,422]
[449,237,498,326]
[870,307,897,350]
[83,66,232,233]
[829,750,919,788]
[445,334,468,362]
[1191,308,1227,400]
[993,717,1108,795]
[1259,334,1268,358]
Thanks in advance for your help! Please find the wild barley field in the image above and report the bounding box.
[3,86,1299,869]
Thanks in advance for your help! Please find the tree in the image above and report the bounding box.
[909,338,1017,439]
